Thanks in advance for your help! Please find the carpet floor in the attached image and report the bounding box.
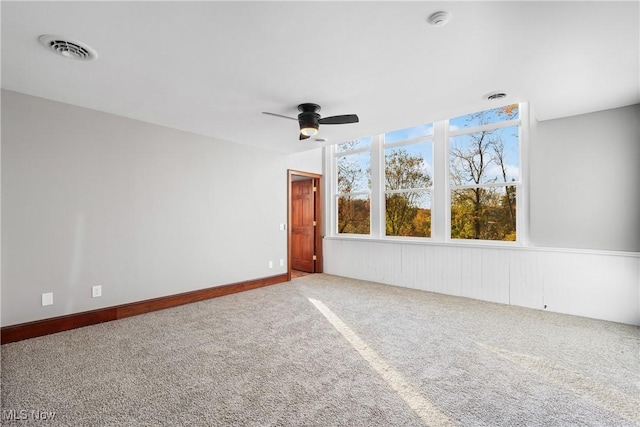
[2,273,639,426]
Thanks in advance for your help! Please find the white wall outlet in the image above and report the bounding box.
[279,259,284,267]
[92,285,102,298]
[268,260,273,269]
[41,292,53,306]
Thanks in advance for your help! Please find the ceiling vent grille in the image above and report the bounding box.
[483,91,507,101]
[38,35,98,61]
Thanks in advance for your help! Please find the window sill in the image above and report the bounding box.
[323,235,640,257]
[325,234,521,248]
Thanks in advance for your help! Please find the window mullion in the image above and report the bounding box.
[337,191,371,197]
[370,134,383,238]
[432,119,448,242]
[384,136,433,150]
[449,118,520,137]
[325,144,336,236]
[386,188,431,195]
[518,102,530,246]
[452,182,520,190]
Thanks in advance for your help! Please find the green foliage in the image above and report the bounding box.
[386,194,417,236]
[450,187,516,240]
[385,149,431,191]
[338,196,370,234]
[412,209,432,237]
[385,149,431,237]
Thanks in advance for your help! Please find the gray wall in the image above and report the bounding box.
[3,91,637,327]
[1,90,289,326]
[530,104,640,252]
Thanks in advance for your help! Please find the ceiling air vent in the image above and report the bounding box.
[483,91,507,101]
[38,35,98,61]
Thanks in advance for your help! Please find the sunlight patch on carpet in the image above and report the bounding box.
[475,341,640,426]
[309,298,456,427]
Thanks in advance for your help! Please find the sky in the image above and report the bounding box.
[337,104,520,191]
[450,125,520,184]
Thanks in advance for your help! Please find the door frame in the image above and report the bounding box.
[288,169,323,281]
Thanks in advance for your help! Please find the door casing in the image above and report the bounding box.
[287,170,323,280]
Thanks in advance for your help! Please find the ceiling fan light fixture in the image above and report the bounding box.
[300,123,319,137]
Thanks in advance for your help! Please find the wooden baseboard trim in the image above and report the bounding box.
[1,274,288,344]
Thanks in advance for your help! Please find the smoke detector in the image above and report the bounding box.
[427,11,451,27]
[38,35,98,61]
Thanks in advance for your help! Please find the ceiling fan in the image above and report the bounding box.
[262,103,359,140]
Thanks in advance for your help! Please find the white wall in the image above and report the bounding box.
[530,104,640,252]
[1,90,289,326]
[325,239,640,325]
[286,147,323,174]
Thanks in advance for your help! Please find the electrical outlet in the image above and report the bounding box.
[92,285,102,298]
[41,292,53,306]
[279,259,284,267]
[268,260,273,269]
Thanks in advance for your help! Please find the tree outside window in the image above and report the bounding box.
[336,139,371,234]
[449,105,519,241]
[331,103,522,243]
[385,144,432,237]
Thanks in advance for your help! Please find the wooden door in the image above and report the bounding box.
[291,179,315,273]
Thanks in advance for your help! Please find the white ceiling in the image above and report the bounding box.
[2,1,639,154]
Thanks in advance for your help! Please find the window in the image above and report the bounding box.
[328,103,524,244]
[384,124,433,237]
[336,138,371,234]
[449,105,520,241]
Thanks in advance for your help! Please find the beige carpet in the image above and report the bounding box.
[2,274,639,426]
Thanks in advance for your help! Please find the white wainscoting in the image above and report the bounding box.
[323,238,640,326]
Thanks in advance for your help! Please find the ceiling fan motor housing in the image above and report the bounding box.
[298,103,321,114]
[298,111,320,126]
[298,103,321,135]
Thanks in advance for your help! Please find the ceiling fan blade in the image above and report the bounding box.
[262,111,298,121]
[299,133,311,141]
[318,114,359,125]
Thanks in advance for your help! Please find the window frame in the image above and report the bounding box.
[333,142,373,236]
[446,107,525,246]
[382,133,434,239]
[327,102,528,246]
